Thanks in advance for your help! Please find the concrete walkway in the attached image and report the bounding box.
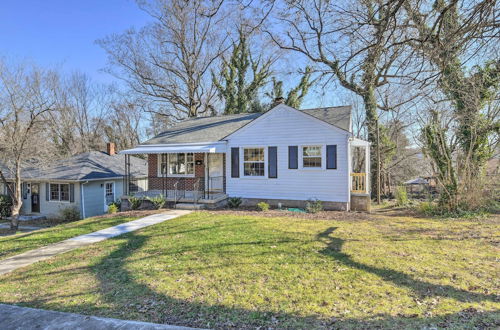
[0,210,191,276]
[0,303,199,329]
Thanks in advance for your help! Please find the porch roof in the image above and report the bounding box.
[120,142,227,155]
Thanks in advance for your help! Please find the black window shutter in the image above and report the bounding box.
[288,146,298,169]
[70,183,75,203]
[45,183,49,201]
[231,148,240,178]
[326,145,337,169]
[268,146,278,178]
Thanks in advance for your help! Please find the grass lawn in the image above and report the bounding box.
[0,211,498,329]
[0,211,158,260]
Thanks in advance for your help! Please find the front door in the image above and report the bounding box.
[31,183,40,213]
[104,182,115,212]
[206,153,224,192]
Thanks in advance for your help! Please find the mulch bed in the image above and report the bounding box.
[207,208,376,221]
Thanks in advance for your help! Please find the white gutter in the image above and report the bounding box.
[120,141,227,155]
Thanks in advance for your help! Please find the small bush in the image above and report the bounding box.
[257,202,270,211]
[306,198,323,213]
[59,206,80,222]
[417,201,436,216]
[148,195,166,210]
[113,199,122,211]
[227,197,242,209]
[107,204,119,214]
[0,194,13,218]
[395,186,409,206]
[128,196,142,210]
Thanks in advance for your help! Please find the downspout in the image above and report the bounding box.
[81,181,89,219]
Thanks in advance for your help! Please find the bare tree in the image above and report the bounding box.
[269,0,415,203]
[98,0,231,120]
[48,72,108,156]
[102,97,148,151]
[0,61,59,230]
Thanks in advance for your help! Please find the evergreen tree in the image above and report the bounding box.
[266,67,315,109]
[212,29,272,114]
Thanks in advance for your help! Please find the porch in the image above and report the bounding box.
[350,138,370,194]
[349,138,370,211]
[121,143,228,208]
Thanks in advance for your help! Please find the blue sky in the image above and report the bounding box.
[0,0,151,84]
[0,0,345,108]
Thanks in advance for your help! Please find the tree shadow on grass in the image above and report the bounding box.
[9,229,500,329]
[83,230,498,328]
[317,227,499,304]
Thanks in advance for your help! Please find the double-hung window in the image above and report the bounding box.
[50,183,70,202]
[302,146,322,168]
[243,148,265,176]
[159,153,195,176]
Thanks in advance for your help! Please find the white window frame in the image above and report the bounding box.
[300,145,324,170]
[158,153,195,178]
[49,183,70,202]
[241,146,267,178]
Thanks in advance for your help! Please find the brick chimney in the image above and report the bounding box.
[272,97,285,107]
[106,142,116,156]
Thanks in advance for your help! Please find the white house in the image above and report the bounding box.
[121,103,371,211]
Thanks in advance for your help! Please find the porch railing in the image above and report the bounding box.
[351,173,367,193]
[130,176,225,202]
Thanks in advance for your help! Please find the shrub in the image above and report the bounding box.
[257,202,270,211]
[107,204,119,214]
[59,206,80,222]
[395,186,409,206]
[227,197,242,209]
[113,199,122,211]
[148,195,166,210]
[0,194,12,218]
[417,201,436,216]
[128,196,142,210]
[306,198,323,213]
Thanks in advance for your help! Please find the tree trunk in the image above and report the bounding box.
[363,89,381,203]
[10,165,22,231]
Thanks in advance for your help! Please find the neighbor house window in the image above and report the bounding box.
[243,148,265,176]
[161,153,194,176]
[50,183,70,201]
[302,146,322,168]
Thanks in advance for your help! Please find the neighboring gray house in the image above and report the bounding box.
[1,144,148,219]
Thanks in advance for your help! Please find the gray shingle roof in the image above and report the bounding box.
[302,106,351,132]
[143,105,352,145]
[21,151,147,181]
[143,113,261,145]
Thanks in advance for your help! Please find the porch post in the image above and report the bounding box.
[207,152,210,200]
[163,154,167,198]
[124,154,130,196]
[365,144,370,194]
[124,155,127,196]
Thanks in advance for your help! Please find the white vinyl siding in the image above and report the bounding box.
[225,105,350,202]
